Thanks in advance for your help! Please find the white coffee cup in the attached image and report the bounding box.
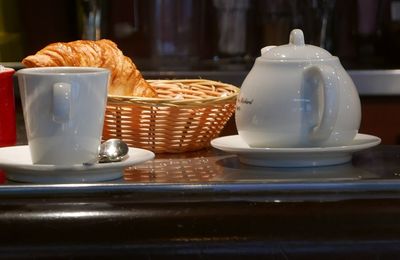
[17,67,110,165]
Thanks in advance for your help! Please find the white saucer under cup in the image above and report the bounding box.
[0,146,155,183]
[211,134,381,167]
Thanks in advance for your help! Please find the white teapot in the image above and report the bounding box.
[236,29,361,148]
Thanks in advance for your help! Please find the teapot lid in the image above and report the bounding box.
[260,29,333,60]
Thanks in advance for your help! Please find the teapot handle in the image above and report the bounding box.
[303,65,339,143]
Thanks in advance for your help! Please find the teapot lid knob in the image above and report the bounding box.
[289,29,305,46]
[259,28,333,60]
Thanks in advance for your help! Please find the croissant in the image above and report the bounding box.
[22,39,157,97]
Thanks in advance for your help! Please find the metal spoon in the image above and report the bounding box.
[98,138,129,163]
[83,139,129,165]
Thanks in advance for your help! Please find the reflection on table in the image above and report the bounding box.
[2,145,400,258]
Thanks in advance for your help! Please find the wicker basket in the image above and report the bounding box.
[102,79,239,153]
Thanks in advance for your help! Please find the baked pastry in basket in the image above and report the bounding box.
[22,39,157,97]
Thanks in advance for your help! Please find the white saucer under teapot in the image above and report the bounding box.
[236,29,361,148]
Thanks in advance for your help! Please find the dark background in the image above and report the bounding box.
[1,0,399,70]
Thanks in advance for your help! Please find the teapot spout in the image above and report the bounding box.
[260,46,276,55]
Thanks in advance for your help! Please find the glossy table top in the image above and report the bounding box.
[2,145,400,258]
[1,144,400,197]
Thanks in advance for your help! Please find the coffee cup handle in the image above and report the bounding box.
[303,65,339,143]
[53,82,71,123]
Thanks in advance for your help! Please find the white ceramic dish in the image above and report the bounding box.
[0,146,155,183]
[211,134,381,167]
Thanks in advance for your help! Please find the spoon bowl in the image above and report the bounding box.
[83,139,129,165]
[98,139,129,163]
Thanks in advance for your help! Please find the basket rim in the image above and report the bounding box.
[107,79,240,107]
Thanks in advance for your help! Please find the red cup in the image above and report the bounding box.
[0,67,16,147]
